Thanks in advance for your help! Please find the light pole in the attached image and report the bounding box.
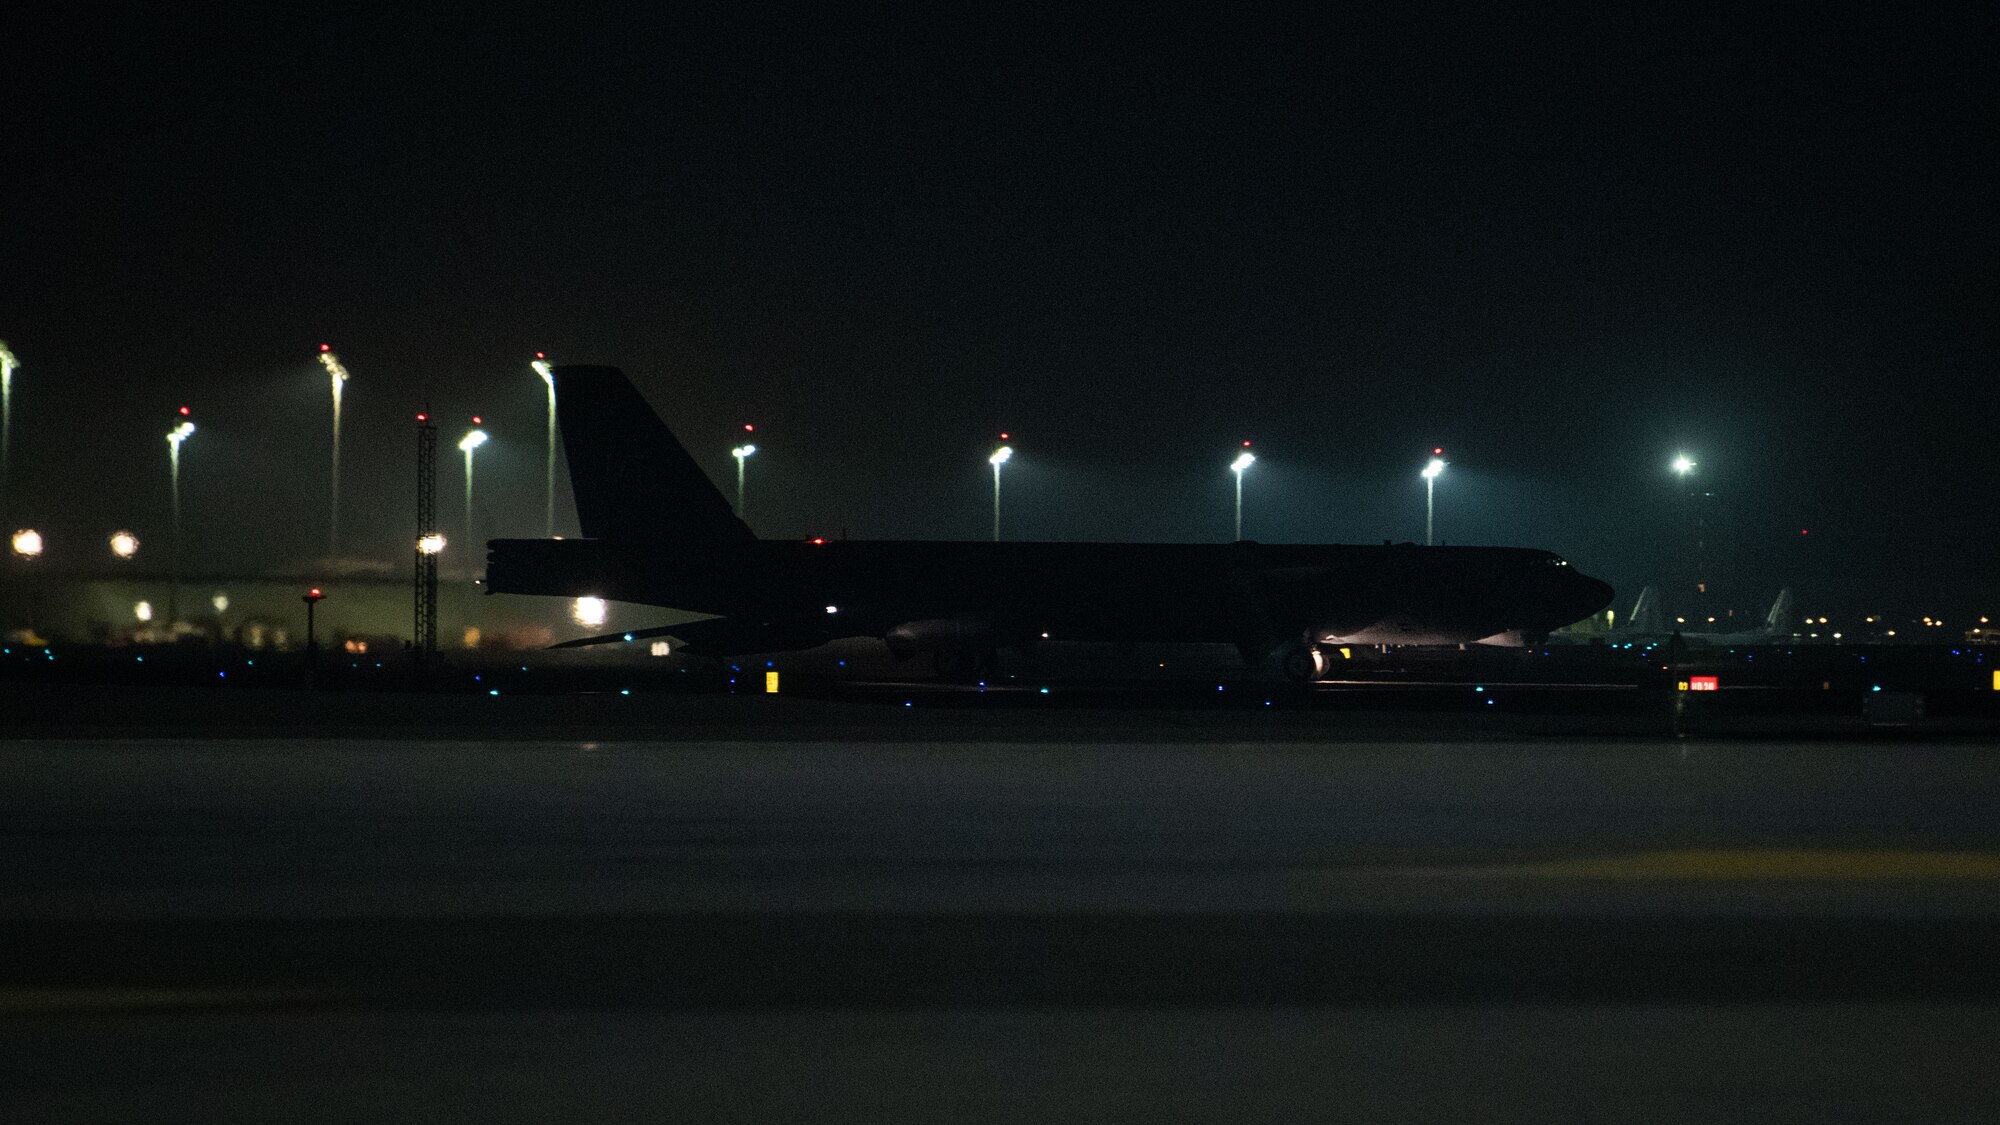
[302,586,323,688]
[989,443,1012,542]
[1673,453,1703,607]
[1422,449,1446,546]
[731,442,757,518]
[459,424,487,574]
[318,345,350,558]
[0,340,17,518]
[167,412,196,622]
[533,355,556,537]
[1230,444,1255,541]
[10,528,42,636]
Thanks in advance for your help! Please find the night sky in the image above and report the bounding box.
[5,6,1994,615]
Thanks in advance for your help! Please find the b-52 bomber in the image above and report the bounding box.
[486,366,1613,681]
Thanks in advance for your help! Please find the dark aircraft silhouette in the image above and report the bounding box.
[486,366,1613,681]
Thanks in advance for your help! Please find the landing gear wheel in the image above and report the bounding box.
[932,650,981,680]
[1281,643,1328,684]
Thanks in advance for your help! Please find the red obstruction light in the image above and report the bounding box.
[320,344,331,352]
[416,413,428,422]
[1433,447,1443,456]
[178,406,191,416]
[810,537,827,545]
[1000,432,1010,440]
[471,416,482,425]
[535,351,545,359]
[305,587,323,600]
[744,423,755,432]
[1242,440,1252,447]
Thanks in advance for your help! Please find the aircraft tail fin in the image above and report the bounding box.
[1627,586,1666,633]
[1764,588,1796,636]
[552,365,756,547]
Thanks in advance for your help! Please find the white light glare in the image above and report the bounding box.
[109,531,140,559]
[1672,454,1696,475]
[825,605,839,614]
[11,528,44,558]
[459,429,487,452]
[572,596,608,627]
[417,533,447,555]
[649,640,671,657]
[168,421,196,446]
[1422,457,1446,480]
[732,444,757,459]
[532,359,554,387]
[134,600,153,622]
[211,593,230,613]
[1230,451,1256,473]
[989,445,1012,466]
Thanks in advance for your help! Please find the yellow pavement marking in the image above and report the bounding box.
[1493,849,2000,880]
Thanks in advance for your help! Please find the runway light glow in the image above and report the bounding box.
[108,530,139,559]
[572,596,608,627]
[134,601,153,622]
[10,528,42,558]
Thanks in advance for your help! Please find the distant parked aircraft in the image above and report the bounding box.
[1577,586,1796,649]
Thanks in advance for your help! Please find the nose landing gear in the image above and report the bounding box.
[1281,642,1328,684]
[932,649,995,681]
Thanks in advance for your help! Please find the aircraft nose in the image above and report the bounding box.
[1572,573,1615,619]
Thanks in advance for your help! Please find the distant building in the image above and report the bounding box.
[0,572,696,651]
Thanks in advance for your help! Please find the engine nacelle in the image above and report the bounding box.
[883,618,995,657]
